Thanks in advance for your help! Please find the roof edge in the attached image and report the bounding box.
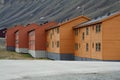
[74,11,120,29]
[46,16,90,31]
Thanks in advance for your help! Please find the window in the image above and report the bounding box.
[96,43,101,51]
[79,43,80,48]
[82,32,84,40]
[75,29,78,36]
[46,42,49,47]
[50,33,52,39]
[57,41,60,48]
[96,24,101,33]
[92,25,94,30]
[92,43,94,48]
[86,27,89,35]
[52,41,54,48]
[52,29,54,34]
[57,27,59,33]
[86,43,88,51]
[75,43,78,50]
[79,29,80,32]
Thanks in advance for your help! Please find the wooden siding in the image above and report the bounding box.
[60,18,90,54]
[102,15,120,60]
[6,26,24,47]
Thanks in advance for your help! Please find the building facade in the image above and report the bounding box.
[15,23,40,53]
[6,25,24,51]
[46,16,90,60]
[28,22,58,58]
[74,12,120,61]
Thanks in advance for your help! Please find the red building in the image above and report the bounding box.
[6,25,24,51]
[28,21,58,58]
[15,23,40,53]
[0,28,7,38]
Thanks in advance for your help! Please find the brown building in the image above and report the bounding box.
[6,25,24,51]
[15,23,39,53]
[74,12,120,61]
[46,16,90,60]
[28,22,58,58]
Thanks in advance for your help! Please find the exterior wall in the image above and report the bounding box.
[28,30,47,58]
[29,50,47,58]
[28,22,57,58]
[17,23,39,53]
[60,17,89,55]
[16,48,28,53]
[46,16,89,60]
[35,22,58,51]
[15,31,19,49]
[29,31,35,50]
[74,27,91,59]
[35,28,46,50]
[6,28,15,51]
[6,26,23,51]
[74,24,102,60]
[102,15,120,60]
[91,24,103,60]
[46,27,60,53]
[46,28,61,59]
[47,52,74,60]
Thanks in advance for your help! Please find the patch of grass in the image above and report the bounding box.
[0,48,49,60]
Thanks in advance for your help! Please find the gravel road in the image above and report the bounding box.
[0,60,120,80]
[15,71,120,80]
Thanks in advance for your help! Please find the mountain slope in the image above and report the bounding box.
[0,0,120,28]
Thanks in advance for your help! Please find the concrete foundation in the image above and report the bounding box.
[75,56,94,61]
[47,52,74,60]
[29,50,47,58]
[6,46,15,51]
[74,56,120,61]
[15,48,28,53]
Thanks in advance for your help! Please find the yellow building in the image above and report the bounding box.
[46,16,90,60]
[74,12,120,61]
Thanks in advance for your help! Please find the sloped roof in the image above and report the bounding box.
[74,11,120,29]
[46,16,90,30]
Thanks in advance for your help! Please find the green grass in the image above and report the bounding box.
[0,48,49,60]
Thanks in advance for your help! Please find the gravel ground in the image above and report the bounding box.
[0,60,120,80]
[16,71,120,80]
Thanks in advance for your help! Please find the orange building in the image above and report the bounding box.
[46,16,90,60]
[74,12,120,61]
[28,22,58,58]
[6,25,24,51]
[15,23,40,53]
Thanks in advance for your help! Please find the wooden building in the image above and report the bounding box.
[74,12,120,61]
[6,25,24,51]
[28,22,58,58]
[15,23,39,53]
[46,16,90,60]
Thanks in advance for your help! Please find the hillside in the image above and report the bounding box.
[0,0,120,28]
